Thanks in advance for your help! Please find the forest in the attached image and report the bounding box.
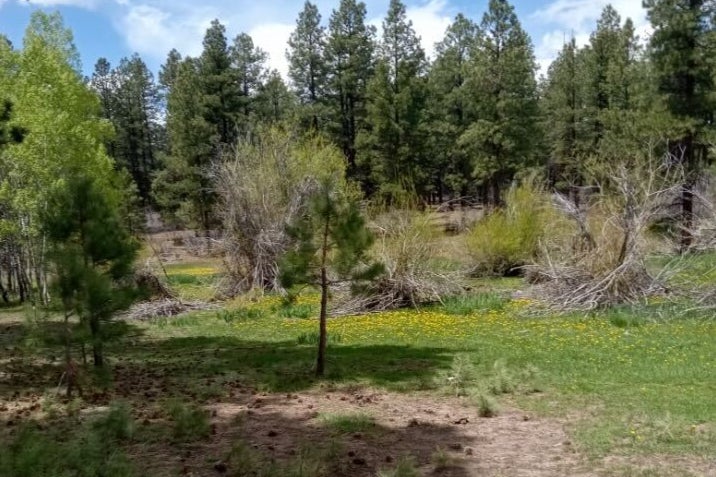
[0,0,715,476]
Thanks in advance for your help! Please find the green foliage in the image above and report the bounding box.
[296,331,342,345]
[467,180,551,275]
[44,175,139,366]
[473,390,500,418]
[377,457,420,477]
[165,400,211,442]
[0,404,136,477]
[325,0,376,183]
[92,401,135,442]
[319,412,376,434]
[361,0,429,198]
[460,0,540,203]
[441,292,507,315]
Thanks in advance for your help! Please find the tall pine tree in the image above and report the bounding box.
[325,0,376,182]
[287,1,328,130]
[362,0,428,198]
[461,0,540,204]
[644,0,716,250]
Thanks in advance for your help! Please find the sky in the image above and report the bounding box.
[0,0,651,78]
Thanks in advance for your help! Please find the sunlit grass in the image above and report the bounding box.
[136,293,716,458]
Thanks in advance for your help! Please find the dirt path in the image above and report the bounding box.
[162,387,594,477]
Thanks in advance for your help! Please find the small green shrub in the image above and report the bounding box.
[165,400,210,442]
[488,360,516,395]
[92,401,135,442]
[0,425,135,477]
[467,181,553,276]
[441,354,476,397]
[319,412,375,434]
[442,292,507,315]
[472,390,500,418]
[217,307,266,323]
[431,446,452,470]
[296,331,342,345]
[377,456,420,477]
[277,302,315,319]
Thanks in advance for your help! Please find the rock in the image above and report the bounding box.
[449,443,463,451]
[267,430,278,437]
[352,457,366,466]
[464,448,474,456]
[453,417,469,425]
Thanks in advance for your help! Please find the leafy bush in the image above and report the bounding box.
[467,180,553,276]
[377,456,420,477]
[0,415,135,477]
[319,412,376,434]
[92,401,135,442]
[442,292,507,315]
[165,400,210,442]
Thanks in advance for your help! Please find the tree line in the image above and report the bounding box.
[1,0,715,306]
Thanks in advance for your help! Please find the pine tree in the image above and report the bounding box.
[461,0,539,204]
[287,1,328,129]
[644,0,716,250]
[92,55,162,204]
[541,38,588,192]
[152,57,216,237]
[231,32,267,135]
[256,70,296,123]
[44,175,138,369]
[425,14,479,200]
[325,0,376,182]
[362,0,428,198]
[280,179,382,376]
[199,19,238,147]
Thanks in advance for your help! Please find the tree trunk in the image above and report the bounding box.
[316,211,331,377]
[680,182,694,253]
[317,266,328,377]
[89,316,104,367]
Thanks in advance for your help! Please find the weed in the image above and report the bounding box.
[441,353,476,397]
[92,401,135,442]
[319,412,376,434]
[296,331,342,345]
[217,307,266,323]
[431,446,452,470]
[377,456,420,477]
[472,389,500,418]
[165,400,210,442]
[442,292,507,315]
[488,360,516,395]
[277,302,315,319]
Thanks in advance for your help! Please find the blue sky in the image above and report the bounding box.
[0,0,649,77]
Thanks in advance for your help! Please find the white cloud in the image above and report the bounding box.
[368,0,452,61]
[23,0,99,7]
[248,22,293,77]
[406,0,452,60]
[532,0,651,76]
[113,0,452,77]
[118,3,215,60]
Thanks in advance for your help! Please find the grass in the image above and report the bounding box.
[1,256,715,469]
[319,412,376,434]
[128,295,715,458]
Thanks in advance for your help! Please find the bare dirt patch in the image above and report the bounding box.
[140,387,594,477]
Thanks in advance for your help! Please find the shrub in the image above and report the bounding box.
[165,400,210,442]
[467,180,553,276]
[319,412,376,434]
[92,401,135,442]
[473,390,500,418]
[377,457,420,477]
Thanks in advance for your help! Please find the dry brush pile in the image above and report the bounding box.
[216,128,347,296]
[530,157,684,310]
